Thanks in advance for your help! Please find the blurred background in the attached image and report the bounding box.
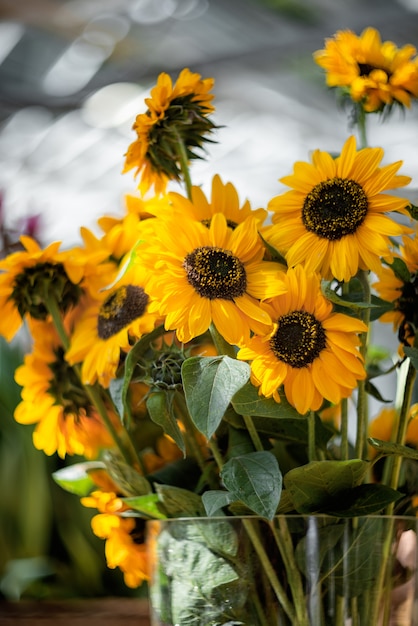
[0,0,417,601]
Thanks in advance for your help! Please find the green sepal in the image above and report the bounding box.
[52,461,105,496]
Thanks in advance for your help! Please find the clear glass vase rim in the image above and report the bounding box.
[145,513,418,524]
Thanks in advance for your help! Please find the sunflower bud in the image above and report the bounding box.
[123,68,218,194]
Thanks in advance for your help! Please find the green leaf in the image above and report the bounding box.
[389,257,411,283]
[182,356,250,438]
[52,461,105,496]
[103,451,152,496]
[156,529,244,625]
[404,346,418,370]
[368,295,395,322]
[259,232,287,266]
[225,408,333,451]
[202,490,236,516]
[226,416,264,456]
[146,390,185,455]
[168,517,240,558]
[323,284,379,311]
[154,484,205,517]
[365,379,392,403]
[368,437,418,460]
[231,381,301,419]
[324,483,402,517]
[221,451,282,520]
[148,457,203,492]
[122,494,167,519]
[284,459,369,514]
[108,376,129,424]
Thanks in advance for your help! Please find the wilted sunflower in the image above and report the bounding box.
[166,175,267,228]
[314,27,418,113]
[139,213,286,346]
[237,265,367,415]
[14,320,117,458]
[123,68,216,194]
[0,236,84,341]
[373,228,418,346]
[265,135,411,283]
[66,275,162,387]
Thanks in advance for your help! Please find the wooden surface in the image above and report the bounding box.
[0,597,151,625]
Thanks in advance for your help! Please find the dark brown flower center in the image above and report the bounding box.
[302,177,368,240]
[201,218,238,230]
[97,285,149,340]
[397,276,418,345]
[48,347,92,417]
[270,311,326,368]
[358,63,390,79]
[11,262,82,320]
[183,246,247,300]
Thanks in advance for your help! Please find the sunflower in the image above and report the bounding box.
[0,236,84,341]
[166,175,267,228]
[123,68,216,194]
[138,212,286,346]
[373,228,418,346]
[314,27,418,113]
[265,135,412,283]
[13,320,117,458]
[66,272,162,387]
[81,491,149,588]
[237,265,367,415]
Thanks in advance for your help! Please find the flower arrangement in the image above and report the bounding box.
[3,26,418,625]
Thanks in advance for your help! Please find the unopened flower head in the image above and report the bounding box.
[123,68,217,194]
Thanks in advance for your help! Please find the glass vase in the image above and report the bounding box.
[146,515,418,626]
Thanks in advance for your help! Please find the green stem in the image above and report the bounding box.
[84,384,134,466]
[173,392,212,477]
[242,519,297,625]
[208,437,225,471]
[271,517,309,626]
[243,414,264,452]
[340,398,349,460]
[340,281,350,461]
[175,130,193,200]
[356,104,368,149]
[45,293,70,350]
[308,410,316,462]
[386,360,416,504]
[44,293,136,466]
[369,362,416,624]
[367,517,396,626]
[355,269,371,460]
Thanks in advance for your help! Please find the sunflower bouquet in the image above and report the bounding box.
[3,26,418,626]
